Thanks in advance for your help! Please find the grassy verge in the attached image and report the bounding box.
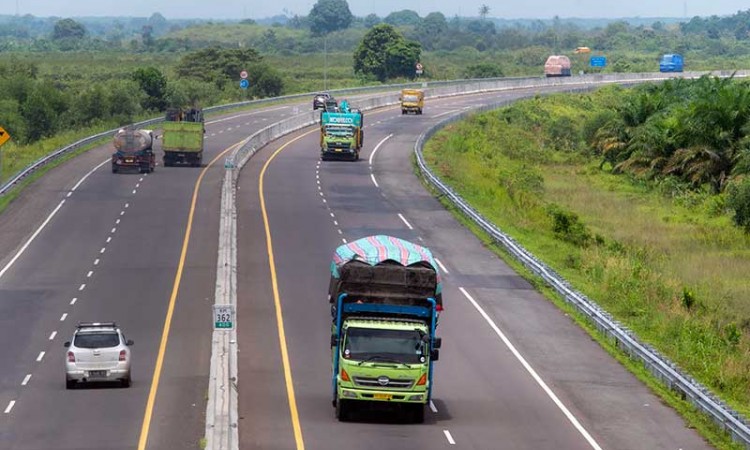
[420,91,750,447]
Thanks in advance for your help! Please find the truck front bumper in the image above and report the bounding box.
[338,386,428,404]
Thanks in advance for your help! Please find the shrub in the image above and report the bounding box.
[727,177,750,231]
[546,203,592,247]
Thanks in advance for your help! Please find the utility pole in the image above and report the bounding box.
[324,35,328,90]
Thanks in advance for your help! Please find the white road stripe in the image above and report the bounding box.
[342,238,347,243]
[49,331,57,340]
[60,314,67,321]
[369,133,393,166]
[205,106,288,125]
[120,211,125,216]
[87,270,94,277]
[458,287,603,450]
[4,401,15,414]
[433,109,459,119]
[429,400,438,413]
[79,284,86,291]
[106,237,112,243]
[0,200,66,280]
[21,374,31,386]
[94,258,100,265]
[397,213,414,230]
[111,228,116,233]
[370,174,379,188]
[434,258,449,274]
[125,203,129,208]
[116,219,121,224]
[70,159,109,193]
[100,248,106,254]
[333,221,338,226]
[70,298,77,305]
[132,190,136,194]
[443,430,456,445]
[36,351,45,362]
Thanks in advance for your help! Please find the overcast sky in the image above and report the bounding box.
[3,0,749,20]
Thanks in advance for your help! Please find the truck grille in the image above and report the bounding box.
[353,376,414,389]
[329,142,351,149]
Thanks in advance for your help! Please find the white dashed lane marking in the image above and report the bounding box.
[398,213,414,230]
[79,284,86,291]
[36,352,45,362]
[60,313,67,321]
[429,400,438,413]
[70,298,77,305]
[21,374,31,386]
[4,401,15,414]
[49,331,57,340]
[434,258,449,274]
[443,430,456,445]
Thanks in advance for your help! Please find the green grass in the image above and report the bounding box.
[422,92,750,448]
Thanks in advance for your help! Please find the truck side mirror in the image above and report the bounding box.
[330,335,338,347]
[430,349,440,361]
[433,337,442,349]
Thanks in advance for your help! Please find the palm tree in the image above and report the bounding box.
[479,5,490,20]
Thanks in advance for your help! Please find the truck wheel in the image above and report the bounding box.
[335,398,351,422]
[111,167,118,174]
[418,108,423,115]
[410,404,425,423]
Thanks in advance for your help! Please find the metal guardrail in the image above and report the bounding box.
[413,83,750,448]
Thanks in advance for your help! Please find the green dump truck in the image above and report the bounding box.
[329,235,443,423]
[320,100,364,161]
[162,108,205,167]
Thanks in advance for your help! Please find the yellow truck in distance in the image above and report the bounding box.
[400,89,424,115]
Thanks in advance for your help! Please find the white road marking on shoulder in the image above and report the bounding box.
[0,200,66,280]
[4,401,15,414]
[433,109,459,119]
[434,258,449,274]
[70,159,109,193]
[458,287,603,450]
[369,134,393,166]
[21,374,31,386]
[443,430,455,445]
[36,351,45,362]
[397,213,413,230]
[370,174,379,188]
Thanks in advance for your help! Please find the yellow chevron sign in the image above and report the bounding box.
[0,126,9,146]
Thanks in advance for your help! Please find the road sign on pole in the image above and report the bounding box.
[240,79,249,89]
[240,70,248,79]
[213,304,235,330]
[0,126,10,147]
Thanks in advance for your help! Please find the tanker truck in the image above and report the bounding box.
[162,107,205,167]
[329,235,443,423]
[111,127,155,174]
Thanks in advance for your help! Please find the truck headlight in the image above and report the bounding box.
[408,394,425,401]
[341,390,357,399]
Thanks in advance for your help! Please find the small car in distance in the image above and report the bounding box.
[313,92,332,110]
[64,322,133,389]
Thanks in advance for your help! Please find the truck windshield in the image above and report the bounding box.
[403,95,419,103]
[344,328,424,364]
[325,125,354,137]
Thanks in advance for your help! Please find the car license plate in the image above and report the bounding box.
[89,370,107,377]
[374,393,392,400]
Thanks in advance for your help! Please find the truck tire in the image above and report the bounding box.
[418,108,423,115]
[111,166,118,174]
[335,398,351,422]
[410,404,425,423]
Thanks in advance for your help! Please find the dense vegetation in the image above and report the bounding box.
[423,79,750,422]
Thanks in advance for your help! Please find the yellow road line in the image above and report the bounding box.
[259,129,319,450]
[138,142,243,450]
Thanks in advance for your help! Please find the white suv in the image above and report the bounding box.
[64,322,133,389]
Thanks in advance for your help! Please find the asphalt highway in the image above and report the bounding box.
[0,86,715,450]
[236,91,713,449]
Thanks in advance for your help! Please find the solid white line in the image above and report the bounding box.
[205,106,289,125]
[433,109,459,119]
[78,284,86,291]
[4,401,15,414]
[397,213,414,230]
[21,374,31,386]
[429,400,438,413]
[36,351,45,362]
[369,133,393,166]
[87,270,94,277]
[458,287,603,450]
[0,200,66,280]
[49,331,57,340]
[70,159,109,192]
[60,314,67,321]
[434,258,450,274]
[70,298,77,305]
[370,174,379,188]
[443,430,456,445]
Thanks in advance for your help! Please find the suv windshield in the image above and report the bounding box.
[74,332,120,349]
[344,328,423,364]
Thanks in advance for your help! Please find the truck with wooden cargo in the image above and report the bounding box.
[329,235,443,423]
[111,127,155,174]
[161,108,205,167]
[320,100,364,161]
[400,89,424,115]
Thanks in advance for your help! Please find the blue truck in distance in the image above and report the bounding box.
[659,54,684,73]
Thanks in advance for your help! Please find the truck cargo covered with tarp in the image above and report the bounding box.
[329,235,443,307]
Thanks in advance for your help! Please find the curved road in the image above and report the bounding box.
[236,91,712,449]
[0,86,712,449]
